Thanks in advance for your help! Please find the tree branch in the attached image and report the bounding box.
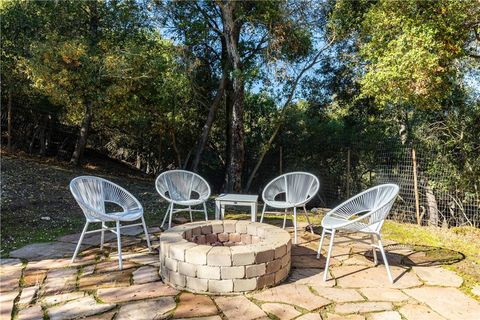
[244,35,336,191]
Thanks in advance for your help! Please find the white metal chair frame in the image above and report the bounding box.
[317,184,400,283]
[155,170,211,229]
[260,172,320,244]
[69,176,152,270]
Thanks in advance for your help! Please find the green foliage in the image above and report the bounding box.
[330,0,478,109]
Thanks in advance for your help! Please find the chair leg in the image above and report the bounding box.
[282,209,287,229]
[141,216,152,252]
[293,207,298,244]
[100,222,106,250]
[371,234,378,265]
[323,229,336,281]
[188,206,193,222]
[168,203,174,229]
[303,205,314,234]
[203,202,208,221]
[71,222,89,262]
[260,203,266,223]
[317,228,326,259]
[116,221,123,270]
[161,203,171,228]
[376,234,393,283]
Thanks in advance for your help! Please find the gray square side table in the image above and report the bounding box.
[214,193,258,222]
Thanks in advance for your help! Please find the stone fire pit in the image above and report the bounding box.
[159,220,292,294]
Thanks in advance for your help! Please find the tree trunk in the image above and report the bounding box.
[70,103,93,165]
[70,2,99,166]
[426,184,439,226]
[225,79,234,187]
[170,128,182,168]
[29,125,39,154]
[7,91,12,152]
[39,122,46,156]
[183,147,193,170]
[399,110,408,145]
[220,2,244,192]
[157,133,163,173]
[136,152,142,169]
[191,74,227,172]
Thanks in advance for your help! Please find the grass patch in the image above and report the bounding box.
[382,220,480,298]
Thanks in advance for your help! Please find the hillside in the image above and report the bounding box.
[0,151,168,256]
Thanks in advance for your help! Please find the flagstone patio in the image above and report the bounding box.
[1,222,479,320]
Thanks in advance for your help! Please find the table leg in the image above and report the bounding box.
[251,202,257,222]
[215,201,220,220]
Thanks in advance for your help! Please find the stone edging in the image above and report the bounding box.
[159,220,292,294]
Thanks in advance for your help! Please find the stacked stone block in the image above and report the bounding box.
[159,220,291,294]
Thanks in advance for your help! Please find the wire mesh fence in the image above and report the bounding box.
[308,143,480,228]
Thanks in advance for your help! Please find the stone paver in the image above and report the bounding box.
[104,237,142,248]
[261,303,301,320]
[343,254,373,266]
[42,292,86,306]
[214,295,266,320]
[359,288,409,302]
[404,287,480,320]
[335,302,393,314]
[326,314,365,320]
[42,267,77,295]
[296,313,322,320]
[0,258,23,267]
[175,317,222,320]
[126,253,159,266]
[287,268,334,287]
[116,297,176,320]
[47,296,116,320]
[0,266,22,292]
[398,304,446,320]
[292,254,337,269]
[17,305,43,320]
[25,257,91,271]
[413,266,463,287]
[332,265,422,288]
[97,282,178,303]
[252,283,331,311]
[57,232,117,245]
[95,260,138,273]
[81,310,117,320]
[18,285,38,306]
[132,266,160,284]
[79,270,132,290]
[22,269,47,287]
[311,287,364,303]
[10,242,89,260]
[0,291,18,319]
[369,311,402,320]
[174,292,218,318]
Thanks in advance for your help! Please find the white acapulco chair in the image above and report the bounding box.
[260,172,320,244]
[69,176,152,270]
[317,184,400,283]
[155,170,211,229]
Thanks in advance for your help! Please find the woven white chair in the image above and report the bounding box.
[317,184,399,283]
[69,176,151,270]
[155,170,211,229]
[260,172,320,244]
